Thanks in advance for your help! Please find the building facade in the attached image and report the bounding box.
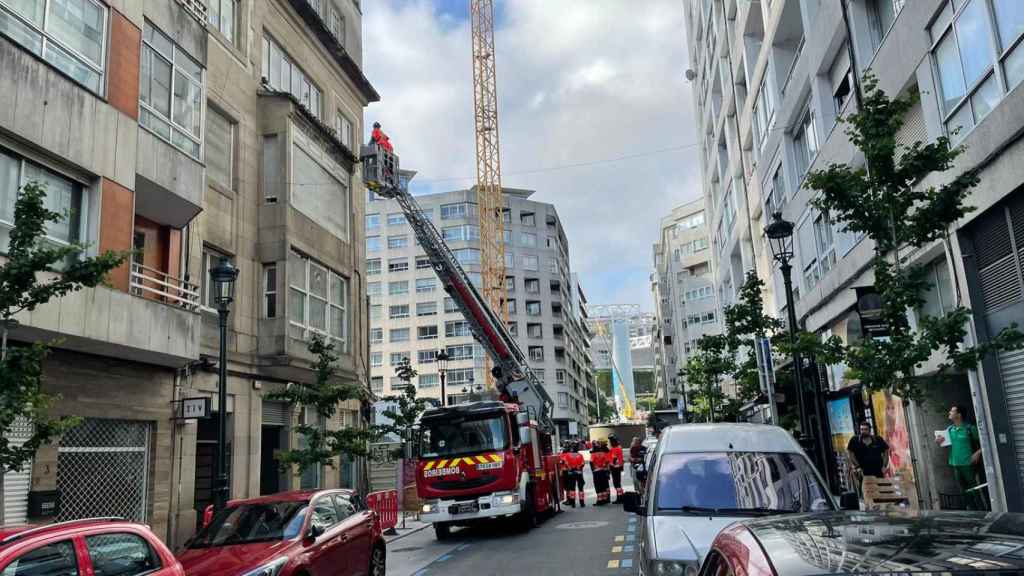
[0,0,375,545]
[684,0,1024,511]
[651,198,720,408]
[587,304,657,418]
[366,187,594,438]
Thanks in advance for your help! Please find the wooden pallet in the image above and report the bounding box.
[862,476,918,511]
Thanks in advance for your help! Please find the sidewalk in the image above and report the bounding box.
[384,512,431,543]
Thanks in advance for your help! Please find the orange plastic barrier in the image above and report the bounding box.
[367,489,399,532]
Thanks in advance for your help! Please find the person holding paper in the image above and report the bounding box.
[934,404,984,509]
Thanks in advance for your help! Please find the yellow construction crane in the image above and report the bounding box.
[470,0,506,390]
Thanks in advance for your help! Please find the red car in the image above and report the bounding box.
[178,489,385,576]
[0,517,184,575]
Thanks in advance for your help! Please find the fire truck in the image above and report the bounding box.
[362,129,561,540]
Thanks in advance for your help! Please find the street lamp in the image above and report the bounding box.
[764,213,813,452]
[209,257,238,512]
[436,349,450,407]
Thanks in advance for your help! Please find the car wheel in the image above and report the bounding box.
[369,544,386,576]
[434,522,452,540]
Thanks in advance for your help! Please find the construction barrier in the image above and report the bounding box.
[367,489,399,533]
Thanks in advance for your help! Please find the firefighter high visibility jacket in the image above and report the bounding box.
[609,446,624,468]
[559,451,571,470]
[567,452,585,472]
[590,450,609,471]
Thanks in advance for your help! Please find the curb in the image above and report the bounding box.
[385,522,431,544]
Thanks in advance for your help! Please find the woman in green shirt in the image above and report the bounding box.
[934,404,984,509]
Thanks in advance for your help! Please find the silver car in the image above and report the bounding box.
[623,423,837,576]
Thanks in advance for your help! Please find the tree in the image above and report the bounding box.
[376,358,429,457]
[267,334,374,477]
[680,334,736,422]
[0,180,126,522]
[804,75,1024,401]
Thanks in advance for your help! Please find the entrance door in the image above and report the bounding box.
[260,426,286,495]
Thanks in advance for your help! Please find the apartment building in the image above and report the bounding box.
[587,305,657,411]
[366,186,594,439]
[0,0,375,543]
[651,198,720,407]
[684,0,1024,511]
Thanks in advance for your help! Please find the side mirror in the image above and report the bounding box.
[622,492,643,515]
[307,523,325,539]
[839,491,859,511]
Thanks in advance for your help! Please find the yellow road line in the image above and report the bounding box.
[611,546,622,553]
[607,560,620,569]
[614,535,625,542]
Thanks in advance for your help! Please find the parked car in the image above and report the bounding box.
[623,423,837,576]
[699,510,1024,575]
[0,517,184,575]
[178,489,385,576]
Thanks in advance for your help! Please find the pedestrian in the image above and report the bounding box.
[608,435,625,503]
[590,439,610,505]
[847,421,890,480]
[630,437,648,492]
[567,441,586,507]
[935,404,985,510]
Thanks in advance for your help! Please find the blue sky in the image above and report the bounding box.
[363,1,699,311]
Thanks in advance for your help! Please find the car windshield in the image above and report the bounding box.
[421,415,508,458]
[654,452,832,514]
[188,501,309,548]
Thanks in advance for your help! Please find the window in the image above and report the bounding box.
[556,369,566,384]
[684,286,714,301]
[558,392,569,409]
[502,209,512,224]
[505,252,515,269]
[0,0,107,94]
[527,323,543,338]
[833,68,852,114]
[524,278,540,293]
[447,368,474,386]
[366,236,381,252]
[336,111,353,149]
[702,311,716,324]
[446,344,474,360]
[4,540,79,575]
[416,278,437,293]
[505,275,516,293]
[526,301,542,316]
[366,258,381,275]
[444,297,460,313]
[417,301,438,316]
[370,352,382,368]
[419,374,439,388]
[752,71,775,151]
[534,369,545,382]
[388,281,408,295]
[521,232,537,247]
[202,247,232,309]
[507,299,517,314]
[288,251,348,345]
[793,105,819,180]
[141,22,203,158]
[387,212,405,226]
[418,350,436,364]
[369,304,381,320]
[522,255,539,271]
[208,0,237,43]
[549,259,558,274]
[503,229,512,244]
[370,328,383,343]
[0,149,84,248]
[521,212,536,226]
[454,248,481,265]
[418,325,438,340]
[867,0,903,51]
[416,255,432,270]
[206,107,235,189]
[440,202,470,220]
[389,304,409,319]
[264,265,277,318]
[508,322,518,337]
[442,225,480,242]
[798,210,837,291]
[387,235,408,249]
[366,214,380,230]
[390,329,410,343]
[445,320,471,338]
[371,376,383,393]
[529,346,544,361]
[86,533,160,576]
[326,3,345,45]
[388,258,409,273]
[262,34,322,117]
[764,163,784,218]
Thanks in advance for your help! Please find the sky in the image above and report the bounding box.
[362,0,701,311]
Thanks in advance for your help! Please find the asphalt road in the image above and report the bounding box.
[386,468,641,576]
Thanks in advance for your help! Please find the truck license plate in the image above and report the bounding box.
[449,502,478,515]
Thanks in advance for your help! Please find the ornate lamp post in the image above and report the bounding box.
[436,349,451,407]
[209,257,238,512]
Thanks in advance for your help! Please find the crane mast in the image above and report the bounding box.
[470,0,507,392]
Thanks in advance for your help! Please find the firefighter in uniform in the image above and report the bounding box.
[559,442,572,505]
[608,435,625,503]
[567,441,586,507]
[590,439,611,505]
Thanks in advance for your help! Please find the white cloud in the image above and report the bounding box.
[363,0,700,310]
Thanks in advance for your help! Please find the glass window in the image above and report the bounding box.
[0,0,107,93]
[521,232,537,247]
[526,301,542,316]
[388,235,408,249]
[934,29,967,113]
[416,277,437,293]
[522,255,539,272]
[388,281,408,295]
[141,22,203,158]
[370,328,383,343]
[420,415,508,457]
[208,0,237,43]
[86,533,161,576]
[416,255,432,270]
[388,258,408,273]
[387,212,405,226]
[445,320,471,337]
[336,111,353,149]
[520,212,536,226]
[454,248,481,265]
[188,501,309,547]
[440,202,470,220]
[264,265,277,318]
[419,374,439,388]
[1,540,79,575]
[390,352,410,366]
[310,497,339,530]
[446,344,474,360]
[417,325,438,340]
[994,0,1024,52]
[367,236,381,252]
[417,301,437,316]
[261,34,322,117]
[417,350,436,363]
[444,297,460,314]
[0,149,84,248]
[389,304,409,319]
[956,0,996,88]
[390,328,409,342]
[288,251,348,346]
[366,258,381,275]
[505,252,514,269]
[206,107,235,189]
[370,376,383,392]
[369,304,381,320]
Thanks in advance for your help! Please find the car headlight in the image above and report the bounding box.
[240,557,289,576]
[422,500,439,513]
[652,560,699,576]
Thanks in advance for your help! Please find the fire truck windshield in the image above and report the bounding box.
[421,414,509,458]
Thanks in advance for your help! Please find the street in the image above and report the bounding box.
[387,469,640,576]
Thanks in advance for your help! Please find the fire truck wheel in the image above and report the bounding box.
[434,522,452,540]
[517,485,538,532]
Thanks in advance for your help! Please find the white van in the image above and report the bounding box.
[623,423,836,576]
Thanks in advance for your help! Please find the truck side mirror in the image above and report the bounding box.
[307,522,325,540]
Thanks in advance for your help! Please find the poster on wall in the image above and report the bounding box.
[827,396,856,492]
[870,390,914,482]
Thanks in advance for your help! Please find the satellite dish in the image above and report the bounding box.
[684,69,696,82]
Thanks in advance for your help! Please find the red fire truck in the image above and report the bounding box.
[362,128,560,540]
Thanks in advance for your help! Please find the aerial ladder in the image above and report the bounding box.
[362,134,554,434]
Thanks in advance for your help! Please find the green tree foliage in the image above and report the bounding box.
[0,181,125,478]
[680,334,736,422]
[804,75,1024,401]
[376,358,429,456]
[267,334,374,473]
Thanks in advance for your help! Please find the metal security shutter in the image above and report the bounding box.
[998,349,1024,480]
[894,96,927,164]
[973,203,1022,311]
[3,417,33,524]
[262,401,289,426]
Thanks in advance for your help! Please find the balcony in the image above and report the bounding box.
[130,263,200,310]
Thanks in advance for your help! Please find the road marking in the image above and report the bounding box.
[626,534,636,542]
[626,525,636,533]
[623,545,634,553]
[413,570,430,576]
[621,559,634,568]
[607,560,620,569]
[611,546,623,553]
[436,554,452,562]
[456,543,471,551]
[614,535,625,542]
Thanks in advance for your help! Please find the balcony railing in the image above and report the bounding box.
[130,263,200,311]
